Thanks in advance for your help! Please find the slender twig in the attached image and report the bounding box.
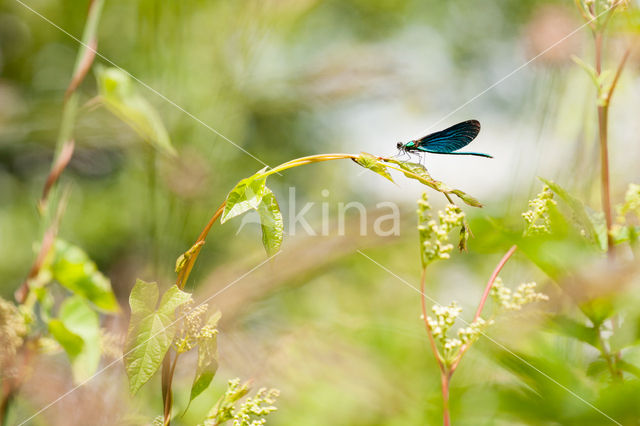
[162,352,180,426]
[420,268,446,372]
[419,267,450,425]
[473,245,518,321]
[591,13,632,380]
[604,46,631,106]
[176,202,225,289]
[440,371,451,426]
[449,245,517,373]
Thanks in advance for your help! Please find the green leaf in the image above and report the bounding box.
[189,311,221,404]
[609,320,639,352]
[586,207,608,251]
[572,55,600,88]
[257,188,284,256]
[385,159,433,181]
[586,358,609,378]
[547,314,599,347]
[384,159,482,207]
[618,360,640,379]
[96,66,176,157]
[49,239,119,313]
[580,297,614,327]
[354,152,394,183]
[540,178,606,251]
[123,280,192,394]
[49,319,84,358]
[51,296,101,382]
[221,170,268,223]
[450,190,483,208]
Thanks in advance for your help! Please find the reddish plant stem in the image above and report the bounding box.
[419,267,450,425]
[593,30,612,251]
[593,27,631,377]
[597,105,613,250]
[449,245,517,373]
[440,372,451,426]
[420,268,445,373]
[473,245,518,321]
[176,202,225,289]
[162,352,180,426]
[40,139,75,210]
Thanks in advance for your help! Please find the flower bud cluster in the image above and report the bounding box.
[522,186,556,235]
[174,303,219,353]
[203,379,279,426]
[417,193,465,266]
[490,277,549,311]
[100,329,124,359]
[232,388,280,426]
[616,183,640,223]
[0,297,26,370]
[426,302,492,362]
[457,317,492,346]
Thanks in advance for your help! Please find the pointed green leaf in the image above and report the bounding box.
[221,170,268,223]
[96,66,176,157]
[540,178,606,250]
[257,188,283,256]
[572,55,600,88]
[547,314,599,347]
[450,190,483,208]
[189,311,221,404]
[580,297,614,327]
[124,281,192,394]
[49,239,119,313]
[355,152,394,183]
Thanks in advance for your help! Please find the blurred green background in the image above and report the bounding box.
[2,0,640,424]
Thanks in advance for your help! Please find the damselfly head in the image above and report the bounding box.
[396,142,404,150]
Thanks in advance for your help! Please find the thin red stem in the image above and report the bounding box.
[440,372,451,426]
[176,202,225,289]
[449,245,517,373]
[419,268,450,425]
[473,245,517,321]
[163,352,180,426]
[420,268,445,373]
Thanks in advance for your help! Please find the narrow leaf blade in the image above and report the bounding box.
[257,188,284,256]
[188,311,221,403]
[540,178,606,250]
